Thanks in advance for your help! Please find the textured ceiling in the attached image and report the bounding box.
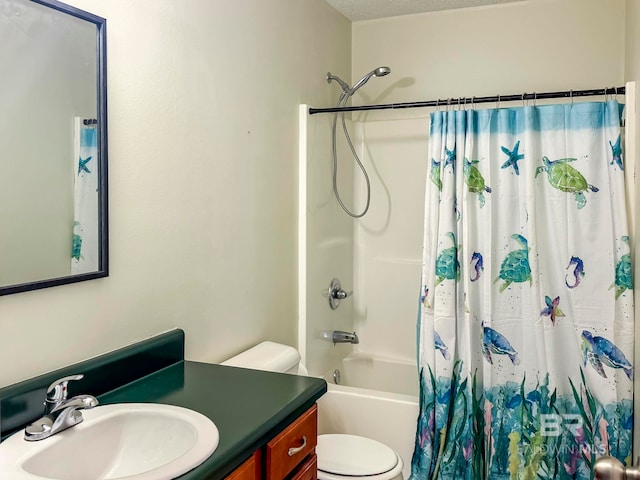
[324,0,527,21]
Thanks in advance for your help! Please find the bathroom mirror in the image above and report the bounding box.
[0,0,108,295]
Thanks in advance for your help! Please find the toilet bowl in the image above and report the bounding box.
[221,342,404,480]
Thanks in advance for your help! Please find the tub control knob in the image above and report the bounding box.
[324,278,352,310]
[333,289,350,300]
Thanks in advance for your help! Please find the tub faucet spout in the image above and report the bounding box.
[332,331,359,344]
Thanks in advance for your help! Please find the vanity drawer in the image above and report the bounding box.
[265,404,317,479]
[290,454,317,480]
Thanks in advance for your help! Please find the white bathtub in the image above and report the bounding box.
[316,353,419,479]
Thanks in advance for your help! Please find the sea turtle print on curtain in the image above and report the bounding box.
[413,101,632,480]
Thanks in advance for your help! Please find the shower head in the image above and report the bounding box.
[350,66,391,94]
[327,66,391,97]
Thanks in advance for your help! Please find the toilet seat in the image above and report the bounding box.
[317,434,403,480]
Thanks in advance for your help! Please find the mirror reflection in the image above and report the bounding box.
[0,0,108,295]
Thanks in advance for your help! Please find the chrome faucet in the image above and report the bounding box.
[24,374,98,441]
[332,330,359,344]
[324,278,353,310]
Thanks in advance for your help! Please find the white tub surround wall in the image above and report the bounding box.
[299,106,356,377]
[351,118,427,363]
[300,114,429,374]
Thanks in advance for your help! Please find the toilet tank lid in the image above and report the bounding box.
[221,341,301,373]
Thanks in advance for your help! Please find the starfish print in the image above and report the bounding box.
[78,155,92,174]
[500,141,524,175]
[609,135,623,170]
[444,147,456,171]
[540,295,565,326]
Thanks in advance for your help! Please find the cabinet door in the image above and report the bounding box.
[265,404,317,479]
[226,451,261,480]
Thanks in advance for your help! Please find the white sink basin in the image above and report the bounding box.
[0,403,219,480]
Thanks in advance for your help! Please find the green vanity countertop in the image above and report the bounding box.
[98,360,327,480]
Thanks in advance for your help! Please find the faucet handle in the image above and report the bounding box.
[325,278,353,310]
[46,374,84,405]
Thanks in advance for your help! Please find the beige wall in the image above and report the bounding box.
[352,0,625,112]
[0,0,350,387]
[629,0,640,83]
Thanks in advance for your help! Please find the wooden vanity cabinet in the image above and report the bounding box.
[225,404,318,480]
[225,452,261,480]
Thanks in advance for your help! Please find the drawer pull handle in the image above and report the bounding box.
[288,436,307,456]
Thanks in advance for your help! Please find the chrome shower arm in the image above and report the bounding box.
[327,72,350,94]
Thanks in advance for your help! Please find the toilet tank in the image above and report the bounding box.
[221,341,308,375]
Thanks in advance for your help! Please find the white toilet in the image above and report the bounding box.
[221,341,404,480]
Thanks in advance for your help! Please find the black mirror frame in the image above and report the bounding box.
[0,0,108,296]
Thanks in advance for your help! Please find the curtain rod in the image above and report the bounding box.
[308,86,626,115]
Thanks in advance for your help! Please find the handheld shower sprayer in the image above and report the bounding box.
[327,66,391,96]
[327,66,391,218]
[350,66,391,95]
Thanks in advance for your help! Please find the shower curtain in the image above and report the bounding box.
[71,118,99,274]
[411,101,633,480]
